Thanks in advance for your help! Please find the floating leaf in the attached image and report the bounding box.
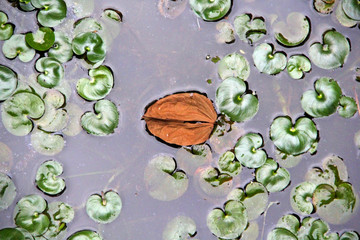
[218,53,250,81]
[216,22,235,44]
[77,65,114,101]
[309,30,350,70]
[273,12,310,47]
[227,182,268,220]
[0,142,13,173]
[18,0,36,11]
[253,43,287,75]
[290,182,317,215]
[196,166,232,197]
[176,144,212,175]
[207,200,248,239]
[143,92,217,146]
[335,2,358,28]
[48,32,73,63]
[81,99,119,136]
[158,0,187,19]
[0,11,14,41]
[0,65,17,101]
[67,230,102,240]
[234,14,266,44]
[189,0,231,21]
[162,216,197,240]
[267,228,298,240]
[338,96,357,118]
[241,221,259,240]
[103,9,122,22]
[275,150,302,168]
[0,173,16,211]
[216,77,259,122]
[314,0,337,14]
[31,0,67,27]
[342,0,360,21]
[62,103,83,137]
[31,129,65,156]
[13,194,50,236]
[286,55,311,80]
[276,214,300,235]
[35,57,64,89]
[255,158,290,192]
[2,34,35,62]
[340,231,359,240]
[73,17,102,37]
[1,91,45,136]
[301,77,342,118]
[0,228,25,240]
[35,160,65,196]
[218,151,241,176]
[86,190,122,224]
[72,32,106,65]
[234,133,267,168]
[25,27,55,51]
[144,155,188,201]
[270,116,318,156]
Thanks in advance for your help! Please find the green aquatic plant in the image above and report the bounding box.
[77,65,114,101]
[86,190,122,224]
[234,133,267,169]
[338,96,357,118]
[336,1,359,28]
[31,129,65,156]
[286,55,311,79]
[217,53,250,81]
[1,91,45,136]
[0,65,17,101]
[215,77,259,122]
[35,57,64,88]
[48,32,73,63]
[342,0,360,21]
[270,116,318,156]
[196,166,233,197]
[216,22,235,44]
[68,230,103,240]
[234,14,266,44]
[309,30,350,70]
[31,0,67,27]
[273,12,310,47]
[290,181,317,215]
[314,0,337,14]
[0,228,26,240]
[162,216,197,240]
[0,173,16,212]
[176,144,212,175]
[301,77,342,118]
[72,32,106,65]
[35,160,65,196]
[253,43,287,75]
[103,9,122,22]
[2,34,35,62]
[81,99,119,136]
[25,27,55,51]
[189,0,231,21]
[0,11,14,41]
[218,151,241,176]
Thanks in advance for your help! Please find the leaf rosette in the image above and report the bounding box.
[189,0,231,21]
[35,160,65,196]
[35,57,64,89]
[234,133,267,168]
[2,34,35,62]
[217,53,250,81]
[31,0,67,27]
[86,191,122,224]
[0,65,18,101]
[253,43,287,75]
[216,77,259,122]
[72,32,106,65]
[0,11,14,41]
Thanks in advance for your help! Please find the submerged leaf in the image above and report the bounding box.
[335,2,358,28]
[218,151,241,176]
[0,65,18,101]
[196,166,232,197]
[290,182,317,215]
[314,0,337,14]
[176,144,212,175]
[216,22,235,44]
[48,32,73,63]
[143,92,217,146]
[31,129,65,156]
[0,173,16,212]
[234,14,266,44]
[158,0,187,19]
[217,53,250,81]
[162,216,197,240]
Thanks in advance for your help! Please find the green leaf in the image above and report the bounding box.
[31,0,67,27]
[255,158,290,192]
[216,22,235,44]
[314,0,337,14]
[0,12,14,41]
[290,182,317,215]
[207,200,248,239]
[18,0,36,12]
[301,77,342,117]
[67,230,102,240]
[0,173,16,211]
[0,65,18,101]
[103,9,122,22]
[307,219,339,240]
[81,99,119,136]
[189,0,231,21]
[276,214,300,235]
[215,77,259,122]
[2,34,36,62]
[234,14,266,45]
[86,190,122,224]
[35,160,65,196]
[25,27,55,51]
[72,32,106,65]
[286,55,311,79]
[338,96,357,118]
[35,57,64,88]
[31,129,65,156]
[73,17,102,37]
[270,116,318,156]
[77,65,114,101]
[274,12,310,47]
[340,231,359,240]
[144,155,188,201]
[196,166,232,197]
[342,0,360,21]
[253,43,287,75]
[0,228,25,240]
[218,151,241,176]
[48,32,73,63]
[1,91,45,136]
[309,30,350,70]
[217,53,250,81]
[234,133,267,168]
[227,182,268,221]
[13,194,50,236]
[267,228,298,240]
[176,144,212,175]
[162,216,197,240]
[335,2,359,28]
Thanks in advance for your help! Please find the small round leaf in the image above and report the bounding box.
[48,32,73,63]
[286,55,311,79]
[338,96,357,118]
[162,216,197,240]
[2,34,35,62]
[35,57,64,88]
[31,0,67,27]
[0,65,18,101]
[234,133,267,168]
[290,181,317,215]
[189,0,231,21]
[67,230,102,240]
[217,53,250,81]
[25,27,55,51]
[72,32,106,65]
[0,228,25,240]
[35,160,65,196]
[0,173,16,211]
[342,0,360,21]
[253,43,287,75]
[31,129,65,156]
[234,14,266,44]
[0,11,14,41]
[218,151,241,176]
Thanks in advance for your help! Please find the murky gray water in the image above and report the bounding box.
[0,0,359,239]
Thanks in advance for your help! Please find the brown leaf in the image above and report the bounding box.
[143,92,217,146]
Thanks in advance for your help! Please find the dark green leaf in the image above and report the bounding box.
[86,191,122,224]
[31,0,67,27]
[36,160,65,196]
[0,11,14,41]
[0,65,18,101]
[35,57,64,88]
[25,27,55,51]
